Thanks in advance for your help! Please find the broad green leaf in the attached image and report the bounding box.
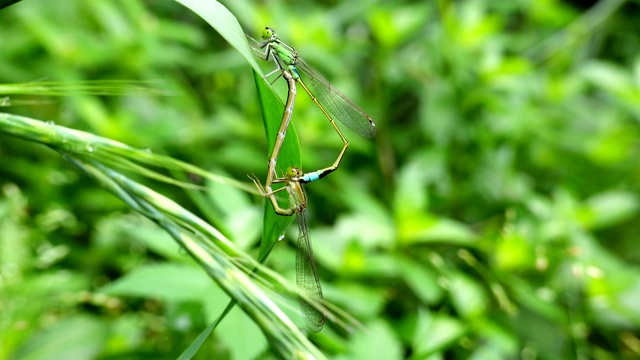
[13,315,107,360]
[397,255,443,305]
[449,272,488,318]
[412,310,467,357]
[579,191,639,230]
[398,213,477,246]
[174,0,263,75]
[350,320,403,360]
[252,70,301,261]
[100,263,214,302]
[174,0,302,267]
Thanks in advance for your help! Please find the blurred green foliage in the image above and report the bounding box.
[2,0,640,359]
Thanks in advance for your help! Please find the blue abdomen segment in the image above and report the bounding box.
[301,171,321,183]
[291,67,300,79]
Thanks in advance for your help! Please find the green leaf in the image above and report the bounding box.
[350,320,403,360]
[580,191,639,230]
[449,272,488,318]
[178,321,217,360]
[174,0,302,262]
[412,310,467,356]
[252,70,301,261]
[13,315,107,360]
[174,0,263,75]
[173,0,305,354]
[397,256,444,305]
[398,213,477,246]
[99,263,214,302]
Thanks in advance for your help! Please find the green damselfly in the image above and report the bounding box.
[250,68,326,332]
[247,26,377,332]
[247,27,376,190]
[249,167,325,332]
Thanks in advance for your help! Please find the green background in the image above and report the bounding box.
[2,0,640,359]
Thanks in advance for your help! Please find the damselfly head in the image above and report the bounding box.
[262,27,276,40]
[285,166,303,179]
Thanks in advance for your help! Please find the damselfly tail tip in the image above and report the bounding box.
[366,116,377,138]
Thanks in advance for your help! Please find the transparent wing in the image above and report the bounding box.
[247,33,376,139]
[295,207,325,332]
[296,57,376,139]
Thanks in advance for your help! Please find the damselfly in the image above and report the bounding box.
[249,168,325,332]
[247,27,376,190]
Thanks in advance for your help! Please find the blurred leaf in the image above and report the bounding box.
[393,154,430,217]
[471,320,520,359]
[449,272,488,318]
[369,3,428,48]
[330,281,388,319]
[350,320,402,360]
[397,255,443,305]
[94,214,188,262]
[586,252,640,328]
[185,303,267,360]
[510,279,565,322]
[493,233,535,271]
[398,213,477,246]
[100,263,215,302]
[178,322,215,360]
[579,191,639,230]
[0,183,30,270]
[13,315,107,360]
[205,176,262,248]
[213,307,266,360]
[581,61,634,94]
[412,310,467,357]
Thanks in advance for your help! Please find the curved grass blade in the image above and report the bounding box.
[0,113,254,193]
[1,111,325,358]
[0,80,170,97]
[175,0,263,76]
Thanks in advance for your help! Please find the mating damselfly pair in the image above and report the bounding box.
[247,27,376,332]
